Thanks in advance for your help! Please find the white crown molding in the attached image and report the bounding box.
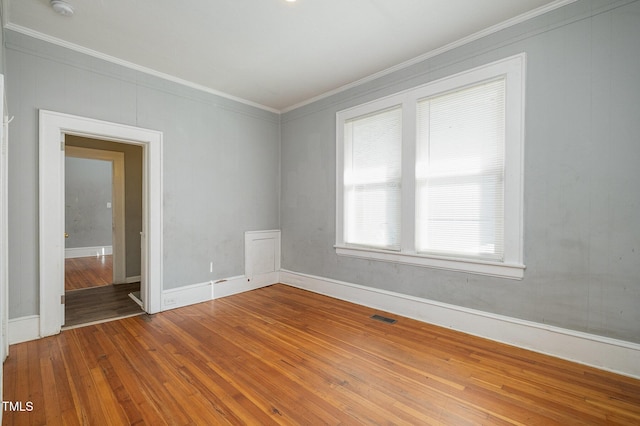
[5,1,576,115]
[281,0,579,113]
[3,23,280,115]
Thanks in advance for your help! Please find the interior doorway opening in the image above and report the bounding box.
[39,110,163,337]
[63,140,144,328]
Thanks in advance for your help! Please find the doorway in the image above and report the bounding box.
[39,110,163,337]
[63,142,142,327]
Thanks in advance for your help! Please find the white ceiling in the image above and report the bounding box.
[3,0,570,112]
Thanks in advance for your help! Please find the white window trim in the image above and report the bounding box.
[336,54,526,280]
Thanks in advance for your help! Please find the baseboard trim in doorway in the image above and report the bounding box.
[129,291,143,307]
[64,246,113,259]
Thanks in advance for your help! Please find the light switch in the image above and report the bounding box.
[107,202,112,209]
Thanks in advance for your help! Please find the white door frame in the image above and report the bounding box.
[39,110,163,337]
[65,146,126,285]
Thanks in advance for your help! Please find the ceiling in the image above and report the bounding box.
[3,0,570,112]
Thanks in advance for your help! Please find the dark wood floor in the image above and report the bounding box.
[64,282,144,328]
[65,255,113,291]
[4,284,640,425]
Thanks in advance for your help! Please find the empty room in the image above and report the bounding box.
[0,0,639,424]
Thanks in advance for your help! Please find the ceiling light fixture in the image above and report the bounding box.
[50,0,74,17]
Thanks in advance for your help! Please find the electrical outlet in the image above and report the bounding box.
[164,296,177,306]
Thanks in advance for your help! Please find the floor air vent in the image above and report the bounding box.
[371,314,397,324]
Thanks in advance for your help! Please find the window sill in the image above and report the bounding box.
[335,245,525,280]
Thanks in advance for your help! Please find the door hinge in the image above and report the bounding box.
[61,141,65,151]
[61,294,65,304]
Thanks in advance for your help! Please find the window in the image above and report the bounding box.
[344,106,402,250]
[336,54,525,279]
[416,79,505,259]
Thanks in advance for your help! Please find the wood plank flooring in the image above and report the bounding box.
[64,282,144,328]
[4,284,640,425]
[65,255,113,291]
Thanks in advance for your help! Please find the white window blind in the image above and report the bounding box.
[416,79,506,260]
[344,106,402,250]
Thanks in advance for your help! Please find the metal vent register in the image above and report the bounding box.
[370,314,397,324]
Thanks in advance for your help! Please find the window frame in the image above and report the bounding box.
[335,54,526,280]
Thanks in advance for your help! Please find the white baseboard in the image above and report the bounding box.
[112,276,141,286]
[279,269,640,379]
[65,245,112,258]
[162,281,213,311]
[213,272,279,299]
[161,271,280,311]
[12,269,637,379]
[9,315,40,345]
[9,273,279,345]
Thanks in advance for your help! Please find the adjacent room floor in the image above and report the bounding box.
[64,282,144,328]
[64,255,144,328]
[65,255,113,291]
[3,284,639,425]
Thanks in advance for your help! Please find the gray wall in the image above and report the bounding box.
[66,136,144,278]
[281,0,640,344]
[0,6,4,74]
[64,156,112,249]
[6,30,280,318]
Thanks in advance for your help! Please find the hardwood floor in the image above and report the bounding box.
[64,282,144,328]
[65,255,113,291]
[4,284,640,425]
